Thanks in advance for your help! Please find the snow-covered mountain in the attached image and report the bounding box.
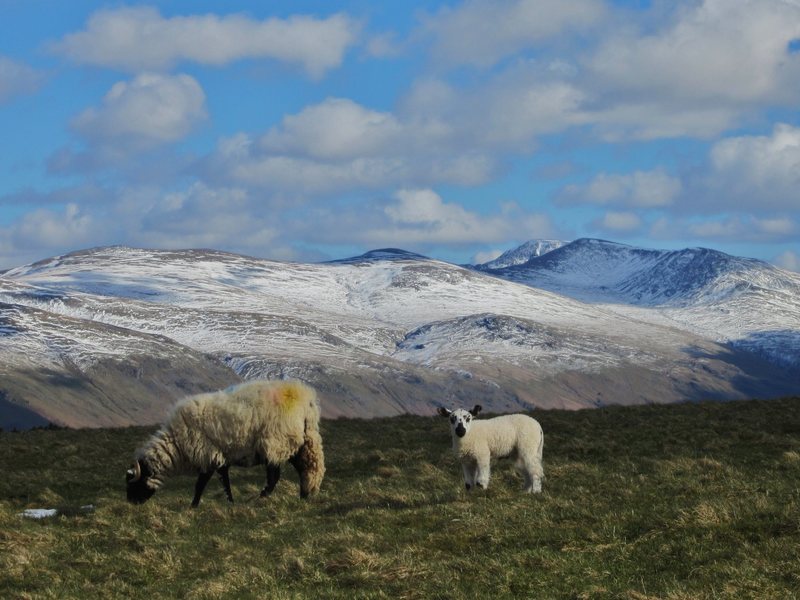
[473,239,567,270]
[478,238,800,368]
[0,242,797,428]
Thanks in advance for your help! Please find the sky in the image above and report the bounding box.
[0,0,799,271]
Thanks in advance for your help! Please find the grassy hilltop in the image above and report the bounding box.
[2,398,800,599]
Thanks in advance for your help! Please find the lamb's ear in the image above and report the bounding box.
[437,407,452,417]
[469,405,482,417]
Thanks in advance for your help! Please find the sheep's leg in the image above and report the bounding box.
[289,451,310,498]
[191,469,215,507]
[218,465,234,503]
[475,456,491,490]
[260,465,281,497]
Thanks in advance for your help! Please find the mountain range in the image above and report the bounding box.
[1,239,798,429]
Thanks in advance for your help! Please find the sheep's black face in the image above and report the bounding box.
[126,459,157,504]
[438,405,481,438]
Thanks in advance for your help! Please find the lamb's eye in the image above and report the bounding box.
[450,416,456,424]
[466,416,471,422]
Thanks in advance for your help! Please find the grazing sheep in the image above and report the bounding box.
[438,405,543,493]
[126,380,325,507]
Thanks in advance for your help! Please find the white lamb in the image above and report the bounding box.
[438,404,544,493]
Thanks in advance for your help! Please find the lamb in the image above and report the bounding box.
[438,404,543,493]
[125,379,325,507]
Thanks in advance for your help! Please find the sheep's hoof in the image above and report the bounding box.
[465,483,471,491]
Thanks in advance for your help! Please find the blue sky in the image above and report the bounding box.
[1,0,799,271]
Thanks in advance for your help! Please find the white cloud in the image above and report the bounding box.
[261,98,405,161]
[0,56,43,103]
[401,73,589,150]
[375,188,557,245]
[559,169,681,207]
[472,249,504,264]
[137,183,278,251]
[703,123,800,210]
[651,215,797,243]
[10,204,96,250]
[423,0,605,68]
[593,211,642,233]
[54,6,359,78]
[583,0,800,138]
[775,250,800,272]
[72,73,207,147]
[606,0,800,103]
[208,98,500,193]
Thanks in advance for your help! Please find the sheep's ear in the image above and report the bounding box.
[469,405,482,417]
[437,407,452,417]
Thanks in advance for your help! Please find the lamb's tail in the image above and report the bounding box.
[537,422,545,480]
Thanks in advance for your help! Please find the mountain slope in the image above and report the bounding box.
[1,244,798,428]
[473,239,567,270]
[480,238,800,367]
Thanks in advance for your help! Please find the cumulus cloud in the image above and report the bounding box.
[775,250,800,272]
[137,183,278,251]
[702,123,800,210]
[559,169,681,208]
[54,6,359,78]
[409,0,800,142]
[260,98,405,161]
[423,0,605,68]
[9,204,96,251]
[0,56,43,103]
[472,249,504,264]
[592,211,643,233]
[583,0,800,138]
[588,0,800,105]
[206,98,500,193]
[375,188,557,245]
[650,215,797,243]
[72,73,207,146]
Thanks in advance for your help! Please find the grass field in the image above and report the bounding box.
[1,397,800,599]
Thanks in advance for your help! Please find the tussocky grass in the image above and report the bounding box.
[1,397,800,599]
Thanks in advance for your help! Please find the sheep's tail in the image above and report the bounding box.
[298,386,325,495]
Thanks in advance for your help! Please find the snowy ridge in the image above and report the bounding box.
[481,238,800,367]
[474,239,567,270]
[0,241,798,427]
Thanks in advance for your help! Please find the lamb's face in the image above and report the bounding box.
[450,409,474,438]
[437,405,482,438]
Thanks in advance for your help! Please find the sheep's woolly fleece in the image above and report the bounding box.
[137,379,324,488]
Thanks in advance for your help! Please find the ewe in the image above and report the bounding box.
[126,380,325,507]
[438,405,543,493]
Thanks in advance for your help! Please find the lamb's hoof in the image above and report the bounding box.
[465,483,471,491]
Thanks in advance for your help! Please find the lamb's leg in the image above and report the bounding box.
[217,465,234,503]
[462,462,475,491]
[191,469,215,507]
[475,456,491,490]
[260,465,281,497]
[518,453,543,493]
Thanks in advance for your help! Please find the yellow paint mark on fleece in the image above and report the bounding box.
[273,382,303,412]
